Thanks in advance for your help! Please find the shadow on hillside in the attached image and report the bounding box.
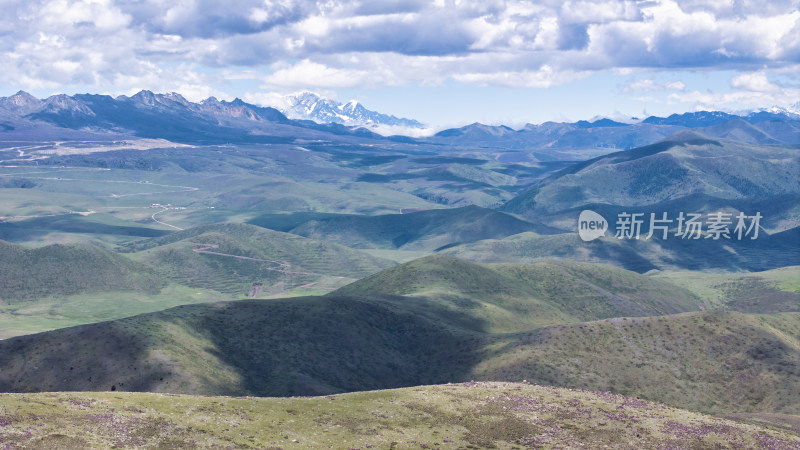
[197,296,487,396]
[0,318,170,393]
[0,215,170,242]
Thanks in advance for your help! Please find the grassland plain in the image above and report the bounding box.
[0,382,798,449]
[0,285,226,339]
[0,139,531,242]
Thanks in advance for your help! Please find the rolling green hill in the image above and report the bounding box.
[124,223,396,295]
[477,311,800,414]
[1,295,799,415]
[0,295,476,397]
[652,266,800,313]
[502,135,800,223]
[249,205,544,250]
[4,255,798,416]
[0,240,164,301]
[442,226,800,273]
[2,382,798,449]
[332,254,704,332]
[0,223,395,339]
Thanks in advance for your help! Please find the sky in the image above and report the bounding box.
[1,0,799,129]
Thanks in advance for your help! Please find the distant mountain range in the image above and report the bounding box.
[424,110,800,153]
[0,90,388,144]
[2,90,798,152]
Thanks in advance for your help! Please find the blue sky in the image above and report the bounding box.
[2,0,799,128]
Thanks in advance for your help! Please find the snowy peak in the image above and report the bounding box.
[746,104,800,120]
[280,92,424,129]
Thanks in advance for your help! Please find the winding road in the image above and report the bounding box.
[190,243,316,276]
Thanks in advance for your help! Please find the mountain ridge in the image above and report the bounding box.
[3,90,798,149]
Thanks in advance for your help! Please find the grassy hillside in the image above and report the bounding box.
[477,311,800,414]
[443,226,800,273]
[0,286,226,340]
[333,254,703,332]
[0,210,172,247]
[0,296,477,397]
[653,266,800,313]
[0,240,164,301]
[2,256,798,415]
[250,205,543,250]
[1,382,798,449]
[0,223,394,338]
[502,136,800,220]
[124,223,396,296]
[1,253,798,415]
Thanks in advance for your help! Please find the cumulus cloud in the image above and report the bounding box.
[624,79,686,92]
[1,0,799,97]
[668,70,800,111]
[730,72,781,93]
[453,65,591,89]
[262,59,399,89]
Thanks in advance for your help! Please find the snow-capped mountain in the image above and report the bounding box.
[279,92,424,129]
[748,104,800,119]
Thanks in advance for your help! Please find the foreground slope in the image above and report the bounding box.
[0,295,477,396]
[1,382,798,449]
[477,311,800,414]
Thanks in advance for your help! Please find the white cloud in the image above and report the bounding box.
[260,60,399,89]
[242,91,291,109]
[625,79,661,91]
[668,71,800,111]
[624,79,686,92]
[665,81,685,90]
[453,65,591,89]
[40,0,131,31]
[730,72,780,93]
[1,0,800,101]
